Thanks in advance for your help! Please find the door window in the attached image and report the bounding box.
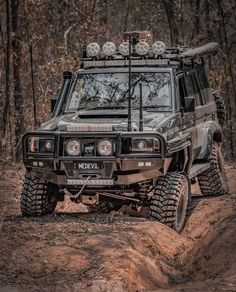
[196,67,212,103]
[185,72,204,106]
[177,76,187,109]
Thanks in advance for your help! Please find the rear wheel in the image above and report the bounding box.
[197,143,229,196]
[150,173,190,233]
[20,172,58,216]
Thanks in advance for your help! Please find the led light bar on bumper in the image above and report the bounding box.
[67,179,114,186]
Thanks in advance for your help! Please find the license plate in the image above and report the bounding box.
[74,162,102,170]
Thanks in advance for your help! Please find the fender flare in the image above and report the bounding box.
[198,125,222,160]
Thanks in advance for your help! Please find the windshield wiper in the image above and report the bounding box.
[97,105,127,109]
[78,106,100,111]
[133,105,170,110]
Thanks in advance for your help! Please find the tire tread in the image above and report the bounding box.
[150,173,189,232]
[20,172,57,216]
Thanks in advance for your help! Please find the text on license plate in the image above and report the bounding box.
[74,162,102,170]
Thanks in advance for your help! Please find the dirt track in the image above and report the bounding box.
[0,164,236,291]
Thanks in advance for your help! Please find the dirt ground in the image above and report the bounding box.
[0,163,236,292]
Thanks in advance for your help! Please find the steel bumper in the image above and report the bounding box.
[25,156,172,186]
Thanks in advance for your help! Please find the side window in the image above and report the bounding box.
[196,67,212,103]
[197,67,209,88]
[185,74,195,97]
[177,76,187,109]
[185,72,204,106]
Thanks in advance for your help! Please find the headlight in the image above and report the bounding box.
[44,139,54,152]
[132,137,160,153]
[66,139,81,156]
[27,137,54,153]
[97,139,113,156]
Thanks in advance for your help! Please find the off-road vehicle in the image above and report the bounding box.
[21,31,228,232]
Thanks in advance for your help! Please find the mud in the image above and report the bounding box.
[0,163,235,291]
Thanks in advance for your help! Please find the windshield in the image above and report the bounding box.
[65,72,172,112]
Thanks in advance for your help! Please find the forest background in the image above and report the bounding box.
[0,0,235,161]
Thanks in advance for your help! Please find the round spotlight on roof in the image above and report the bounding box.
[119,42,131,56]
[152,41,166,56]
[102,42,116,56]
[135,41,149,56]
[86,42,100,57]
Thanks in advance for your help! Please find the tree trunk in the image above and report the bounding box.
[216,0,235,158]
[11,0,24,159]
[100,0,108,25]
[57,0,65,43]
[124,0,131,32]
[29,44,37,128]
[180,0,184,43]
[195,0,200,35]
[217,0,236,107]
[2,0,11,139]
[205,0,212,70]
[162,0,179,46]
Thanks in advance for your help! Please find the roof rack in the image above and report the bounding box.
[81,42,219,69]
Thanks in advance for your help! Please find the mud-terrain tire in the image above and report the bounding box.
[197,143,229,196]
[212,89,226,126]
[150,173,190,233]
[20,172,58,216]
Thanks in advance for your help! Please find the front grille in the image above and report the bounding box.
[82,138,96,156]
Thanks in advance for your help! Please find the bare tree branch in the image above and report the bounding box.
[64,24,75,55]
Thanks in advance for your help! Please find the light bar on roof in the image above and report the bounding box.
[135,41,149,56]
[152,41,166,56]
[83,58,178,68]
[86,42,100,57]
[102,42,116,56]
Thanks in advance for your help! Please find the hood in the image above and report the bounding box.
[40,109,181,139]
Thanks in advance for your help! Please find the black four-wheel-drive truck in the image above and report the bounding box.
[21,31,228,232]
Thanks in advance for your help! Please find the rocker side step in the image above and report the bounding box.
[190,163,210,179]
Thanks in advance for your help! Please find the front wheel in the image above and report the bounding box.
[150,173,190,233]
[20,172,58,216]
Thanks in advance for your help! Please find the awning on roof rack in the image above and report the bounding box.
[178,42,219,60]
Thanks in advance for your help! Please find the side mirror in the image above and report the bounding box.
[51,98,57,113]
[184,97,195,112]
